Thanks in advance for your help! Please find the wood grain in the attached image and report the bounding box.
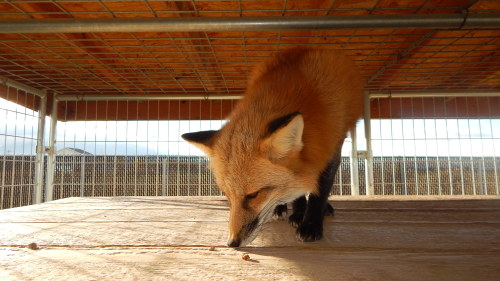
[1,196,499,280]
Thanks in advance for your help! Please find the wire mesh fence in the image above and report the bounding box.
[52,155,219,199]
[51,155,357,199]
[50,98,499,199]
[1,94,500,210]
[370,96,500,196]
[0,89,40,209]
[50,99,360,199]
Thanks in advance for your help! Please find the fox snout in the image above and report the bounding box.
[226,191,299,247]
[227,217,259,247]
[227,207,262,247]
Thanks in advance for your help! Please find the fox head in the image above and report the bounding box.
[182,112,317,247]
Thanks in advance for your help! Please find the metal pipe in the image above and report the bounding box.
[57,90,500,102]
[363,91,375,196]
[46,94,58,202]
[34,92,47,204]
[349,128,360,196]
[56,93,243,101]
[369,91,500,99]
[3,74,499,103]
[0,14,499,34]
[0,76,44,97]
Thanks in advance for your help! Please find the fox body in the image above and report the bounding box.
[182,49,364,247]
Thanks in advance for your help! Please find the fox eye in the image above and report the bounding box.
[245,191,259,200]
[245,186,274,202]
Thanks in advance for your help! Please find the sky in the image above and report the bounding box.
[1,98,499,157]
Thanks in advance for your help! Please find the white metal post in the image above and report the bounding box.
[80,157,85,197]
[350,128,360,196]
[364,91,375,196]
[34,91,47,204]
[46,94,58,201]
[162,158,167,196]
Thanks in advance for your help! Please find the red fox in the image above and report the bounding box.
[182,49,364,247]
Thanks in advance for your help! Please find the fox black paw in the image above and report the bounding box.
[325,203,335,216]
[296,221,323,242]
[288,211,304,228]
[273,204,288,219]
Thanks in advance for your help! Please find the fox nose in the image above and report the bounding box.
[227,239,241,247]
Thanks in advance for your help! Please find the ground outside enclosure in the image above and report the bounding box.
[0,196,499,281]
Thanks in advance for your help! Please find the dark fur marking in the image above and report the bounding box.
[244,217,260,235]
[181,130,218,145]
[267,112,300,135]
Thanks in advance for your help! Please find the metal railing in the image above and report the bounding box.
[1,14,500,34]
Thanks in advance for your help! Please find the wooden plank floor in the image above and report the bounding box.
[1,196,499,281]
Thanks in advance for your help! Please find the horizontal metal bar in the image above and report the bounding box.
[369,91,500,99]
[57,90,500,101]
[56,94,243,101]
[0,14,499,34]
[0,76,45,97]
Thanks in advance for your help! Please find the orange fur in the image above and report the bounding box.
[244,49,364,174]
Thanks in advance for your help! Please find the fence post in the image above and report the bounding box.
[80,156,85,197]
[364,91,375,196]
[113,156,117,196]
[46,94,58,201]
[162,157,167,196]
[34,91,47,204]
[350,128,360,196]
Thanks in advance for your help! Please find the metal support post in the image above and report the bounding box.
[80,156,85,197]
[46,94,58,201]
[162,158,167,196]
[364,91,375,196]
[34,91,47,204]
[350,129,360,196]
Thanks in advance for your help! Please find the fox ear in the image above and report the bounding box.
[262,112,304,161]
[181,130,218,155]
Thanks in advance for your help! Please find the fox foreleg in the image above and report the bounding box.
[294,150,341,242]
